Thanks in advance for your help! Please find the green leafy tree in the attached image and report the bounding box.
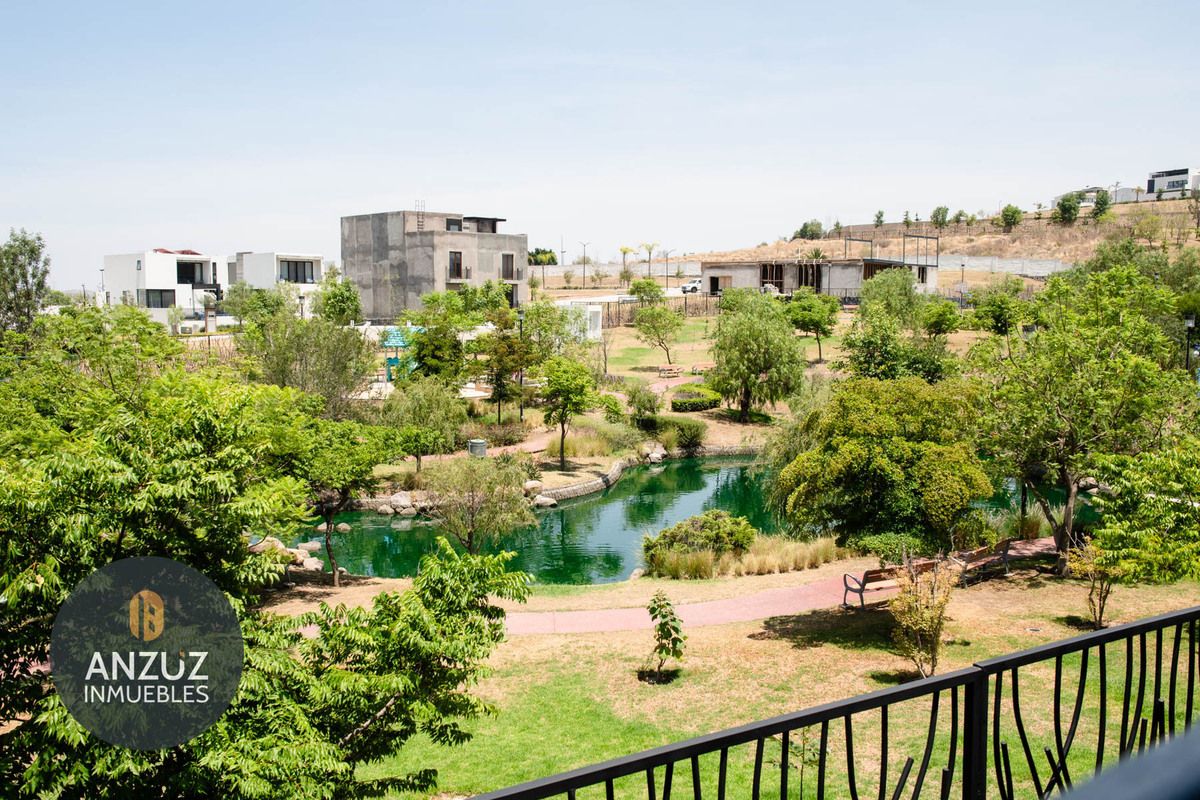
[952,209,967,228]
[930,206,950,229]
[971,276,1026,339]
[527,247,558,266]
[860,268,925,328]
[221,280,256,327]
[541,355,596,468]
[312,265,363,325]
[999,204,1023,231]
[1092,188,1112,219]
[630,277,665,305]
[785,288,839,361]
[382,377,467,471]
[645,591,685,678]
[919,298,960,339]
[423,456,534,553]
[241,313,376,419]
[626,383,662,423]
[890,562,955,676]
[634,304,684,364]
[405,292,472,381]
[521,298,585,365]
[165,304,184,335]
[793,220,824,240]
[874,210,885,227]
[0,228,50,334]
[975,265,1196,573]
[1055,193,1081,225]
[903,211,912,229]
[841,306,955,383]
[481,318,526,424]
[773,377,991,549]
[304,419,386,586]
[708,290,804,422]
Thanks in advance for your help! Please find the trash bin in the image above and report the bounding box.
[467,438,487,458]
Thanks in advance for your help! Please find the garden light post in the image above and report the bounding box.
[517,307,525,422]
[1187,314,1195,373]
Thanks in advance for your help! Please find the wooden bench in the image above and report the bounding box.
[843,559,939,608]
[950,539,1012,585]
[657,365,683,378]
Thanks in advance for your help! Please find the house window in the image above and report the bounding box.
[446,218,463,232]
[760,263,783,292]
[145,289,176,309]
[918,266,928,284]
[501,253,515,280]
[449,251,464,280]
[280,260,315,283]
[177,261,204,285]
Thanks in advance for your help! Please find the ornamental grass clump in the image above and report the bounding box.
[643,510,756,576]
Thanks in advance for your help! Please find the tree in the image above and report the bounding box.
[527,247,558,266]
[1092,188,1112,219]
[890,561,955,677]
[793,220,823,240]
[645,591,685,679]
[930,206,950,229]
[481,318,525,424]
[1188,189,1200,229]
[903,211,912,229]
[312,266,362,325]
[971,276,1026,340]
[708,290,804,422]
[619,264,635,287]
[0,310,530,798]
[831,220,843,236]
[541,355,595,468]
[1055,193,1081,225]
[562,270,574,288]
[381,376,467,471]
[0,228,50,334]
[304,419,385,586]
[590,269,608,288]
[404,292,471,381]
[1132,210,1163,244]
[999,204,1023,231]
[634,305,684,364]
[241,313,376,419]
[975,266,1196,573]
[630,277,665,305]
[841,306,955,383]
[952,210,967,228]
[423,456,533,553]
[520,298,585,365]
[919,298,960,339]
[221,280,256,327]
[641,241,659,277]
[785,289,839,361]
[859,267,925,328]
[772,377,991,549]
[874,210,885,227]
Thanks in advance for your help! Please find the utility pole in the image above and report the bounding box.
[662,249,675,288]
[579,241,589,290]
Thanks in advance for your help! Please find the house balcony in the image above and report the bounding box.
[476,605,1200,800]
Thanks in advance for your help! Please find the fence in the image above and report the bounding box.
[599,294,721,328]
[476,605,1200,800]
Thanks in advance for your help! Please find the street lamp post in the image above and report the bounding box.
[1187,314,1196,373]
[579,242,589,289]
[663,249,675,288]
[517,307,526,422]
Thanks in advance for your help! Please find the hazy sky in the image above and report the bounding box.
[3,1,1197,290]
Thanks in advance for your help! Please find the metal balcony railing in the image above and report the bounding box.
[476,605,1200,800]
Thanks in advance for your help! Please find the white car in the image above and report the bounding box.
[681,278,702,294]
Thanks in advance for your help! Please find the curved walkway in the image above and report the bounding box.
[505,537,1056,635]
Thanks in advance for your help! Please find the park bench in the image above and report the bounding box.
[842,559,938,608]
[657,365,683,378]
[950,539,1012,585]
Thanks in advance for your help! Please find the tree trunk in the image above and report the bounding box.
[815,335,823,363]
[497,399,502,425]
[560,420,567,470]
[415,453,422,473]
[739,385,752,423]
[324,514,340,587]
[664,346,672,365]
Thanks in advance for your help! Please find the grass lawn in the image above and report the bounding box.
[362,571,1200,798]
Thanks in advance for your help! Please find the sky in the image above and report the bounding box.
[2,0,1197,290]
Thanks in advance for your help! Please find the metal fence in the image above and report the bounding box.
[599,294,722,328]
[476,605,1200,800]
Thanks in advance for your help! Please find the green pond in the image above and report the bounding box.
[297,458,779,585]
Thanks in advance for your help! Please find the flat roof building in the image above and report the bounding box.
[340,209,529,321]
[101,248,221,325]
[226,251,325,301]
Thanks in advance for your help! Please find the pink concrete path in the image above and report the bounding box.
[504,537,1057,636]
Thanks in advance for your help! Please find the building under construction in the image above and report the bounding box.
[699,233,939,300]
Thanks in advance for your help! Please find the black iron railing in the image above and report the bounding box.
[477,605,1200,800]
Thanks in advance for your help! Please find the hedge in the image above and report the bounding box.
[670,385,722,413]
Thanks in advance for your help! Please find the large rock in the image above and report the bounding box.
[389,491,412,508]
[285,548,308,565]
[398,506,418,517]
[249,535,286,554]
[298,540,322,552]
[532,494,558,508]
[523,479,543,496]
[336,522,352,533]
[300,557,324,571]
[648,451,664,464]
[376,504,395,516]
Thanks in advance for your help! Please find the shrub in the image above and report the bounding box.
[650,535,840,579]
[670,385,721,412]
[573,416,642,452]
[547,432,610,459]
[461,421,528,447]
[627,384,662,421]
[598,393,626,424]
[850,533,931,566]
[645,590,686,679]
[889,561,955,677]
[493,451,542,482]
[656,427,678,452]
[1068,541,1121,629]
[644,510,757,574]
[659,415,706,453]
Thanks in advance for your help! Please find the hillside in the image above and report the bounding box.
[690,197,1198,267]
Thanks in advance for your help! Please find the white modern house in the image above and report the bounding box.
[101,248,222,326]
[226,251,325,306]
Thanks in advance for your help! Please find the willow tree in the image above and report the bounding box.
[709,290,804,422]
